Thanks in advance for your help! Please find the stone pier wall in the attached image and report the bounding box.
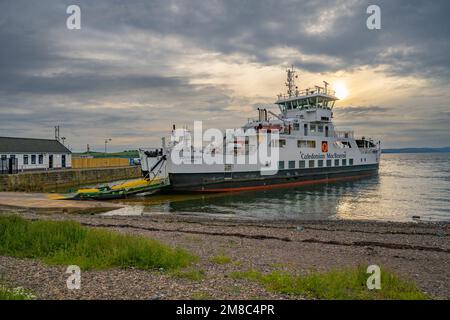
[0,166,142,192]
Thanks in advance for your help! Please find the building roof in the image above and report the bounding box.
[0,137,71,153]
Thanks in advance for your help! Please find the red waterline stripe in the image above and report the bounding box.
[196,172,376,192]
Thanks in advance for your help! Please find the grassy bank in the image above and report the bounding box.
[0,215,196,270]
[0,285,36,300]
[230,266,429,300]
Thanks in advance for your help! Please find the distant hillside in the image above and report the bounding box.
[73,150,139,158]
[382,147,450,154]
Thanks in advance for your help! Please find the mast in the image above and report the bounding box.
[285,65,298,97]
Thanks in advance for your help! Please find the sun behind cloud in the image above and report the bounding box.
[334,81,349,100]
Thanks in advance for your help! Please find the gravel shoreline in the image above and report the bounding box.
[1,208,449,299]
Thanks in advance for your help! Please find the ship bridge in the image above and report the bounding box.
[275,66,338,123]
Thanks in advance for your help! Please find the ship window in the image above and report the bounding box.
[38,154,43,164]
[31,155,36,164]
[279,139,286,148]
[288,160,295,169]
[293,123,300,131]
[334,159,339,166]
[304,124,308,136]
[310,124,316,133]
[24,155,29,165]
[349,159,354,165]
[342,159,347,166]
[326,159,332,167]
[318,160,324,167]
[299,160,305,168]
[297,140,316,148]
[318,125,323,133]
[278,161,285,170]
[308,160,315,168]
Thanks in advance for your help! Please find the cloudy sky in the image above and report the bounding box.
[0,0,449,151]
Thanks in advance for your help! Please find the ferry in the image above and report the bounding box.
[140,66,381,192]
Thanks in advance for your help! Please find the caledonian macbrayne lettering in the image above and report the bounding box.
[300,152,347,160]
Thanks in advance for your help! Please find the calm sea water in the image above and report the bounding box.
[107,153,450,222]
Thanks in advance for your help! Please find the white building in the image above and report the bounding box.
[0,136,72,172]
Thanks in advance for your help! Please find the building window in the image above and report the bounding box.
[318,160,324,167]
[24,155,29,165]
[299,160,306,168]
[334,159,339,166]
[349,159,354,165]
[288,160,295,169]
[278,161,285,170]
[326,159,332,167]
[31,155,36,164]
[342,159,347,166]
[38,154,43,164]
[308,160,315,168]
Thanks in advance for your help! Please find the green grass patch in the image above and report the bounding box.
[0,215,196,270]
[191,291,213,300]
[0,285,36,300]
[209,254,232,265]
[229,266,429,300]
[170,268,206,281]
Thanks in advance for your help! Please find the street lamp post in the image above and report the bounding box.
[104,138,112,153]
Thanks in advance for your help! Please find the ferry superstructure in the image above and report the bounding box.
[140,66,381,192]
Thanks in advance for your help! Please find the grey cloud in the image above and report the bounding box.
[0,0,449,150]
